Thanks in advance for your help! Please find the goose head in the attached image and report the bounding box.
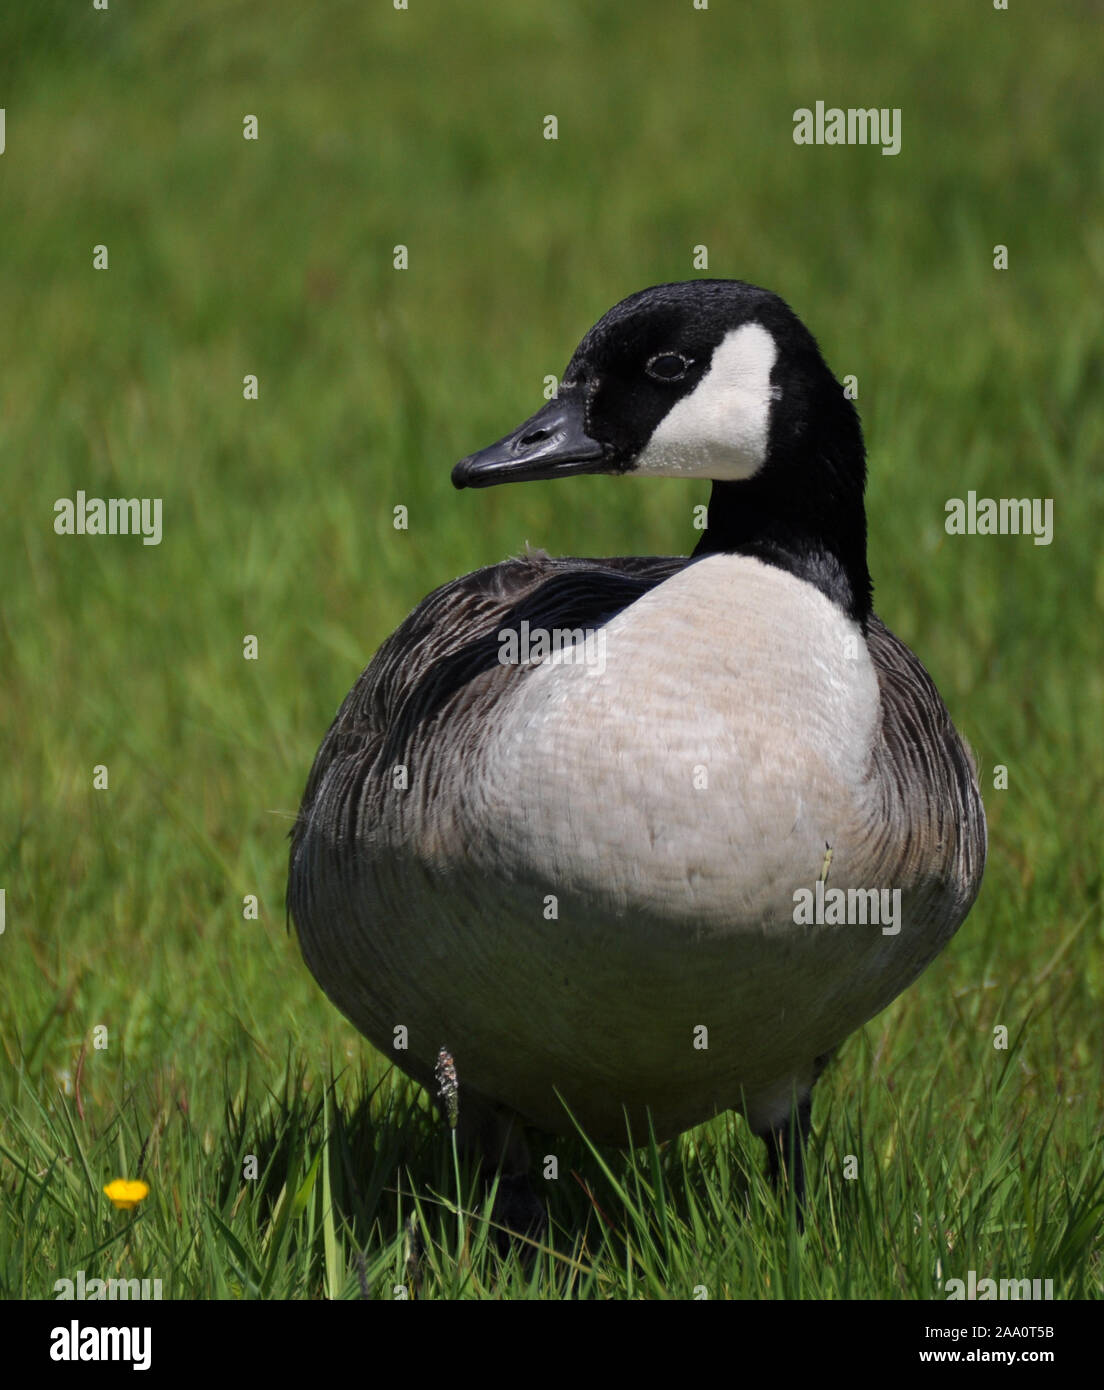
[452,280,872,624]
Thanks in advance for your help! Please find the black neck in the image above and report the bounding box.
[692,475,873,628]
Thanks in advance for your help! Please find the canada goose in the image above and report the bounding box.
[289,280,986,1233]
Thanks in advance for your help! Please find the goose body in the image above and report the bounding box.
[290,280,985,1187]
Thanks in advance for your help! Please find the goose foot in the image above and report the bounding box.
[491,1171,547,1258]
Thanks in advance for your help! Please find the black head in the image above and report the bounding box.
[452,280,872,623]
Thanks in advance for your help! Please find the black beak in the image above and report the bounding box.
[452,394,609,489]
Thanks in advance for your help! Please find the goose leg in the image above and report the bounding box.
[763,1090,813,1224]
[453,1092,547,1254]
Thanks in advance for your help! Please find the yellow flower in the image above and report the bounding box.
[103,1178,149,1211]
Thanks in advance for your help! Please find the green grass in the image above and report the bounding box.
[1,0,1101,1299]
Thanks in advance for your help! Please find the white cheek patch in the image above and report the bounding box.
[633,321,778,480]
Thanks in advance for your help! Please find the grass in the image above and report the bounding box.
[1,0,1102,1300]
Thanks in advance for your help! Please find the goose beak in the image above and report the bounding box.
[452,396,608,489]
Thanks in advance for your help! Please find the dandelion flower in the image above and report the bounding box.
[103,1178,149,1211]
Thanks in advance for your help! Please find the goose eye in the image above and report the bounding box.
[646,352,692,382]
